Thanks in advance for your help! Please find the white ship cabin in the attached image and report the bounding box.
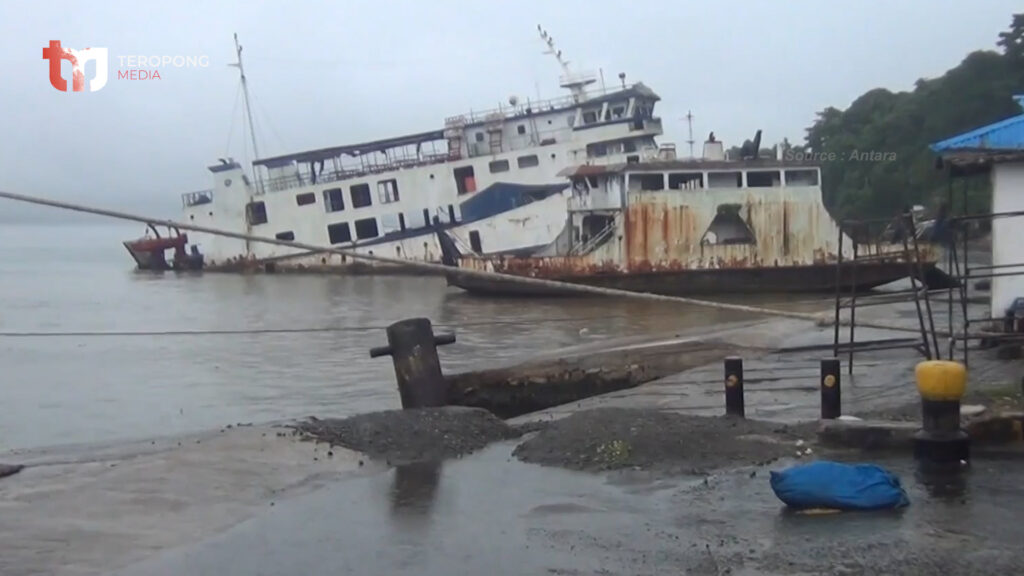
[549,137,841,258]
[182,78,665,268]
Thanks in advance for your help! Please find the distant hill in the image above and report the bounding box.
[799,13,1024,221]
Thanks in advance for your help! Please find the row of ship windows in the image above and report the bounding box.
[250,203,460,246]
[279,153,547,214]
[616,169,822,191]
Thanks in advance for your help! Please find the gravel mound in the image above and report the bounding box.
[513,407,811,474]
[291,407,519,464]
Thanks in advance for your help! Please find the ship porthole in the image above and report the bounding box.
[429,174,435,179]
[320,257,326,265]
[224,178,232,187]
[189,214,194,220]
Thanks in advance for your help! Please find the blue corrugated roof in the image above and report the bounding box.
[930,95,1024,152]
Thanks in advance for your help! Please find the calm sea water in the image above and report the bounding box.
[0,223,827,451]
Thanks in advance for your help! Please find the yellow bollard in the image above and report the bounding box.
[913,360,970,465]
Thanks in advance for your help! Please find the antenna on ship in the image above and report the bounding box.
[684,110,696,159]
[229,33,261,190]
[537,25,595,102]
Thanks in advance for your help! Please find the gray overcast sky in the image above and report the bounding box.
[0,0,1020,222]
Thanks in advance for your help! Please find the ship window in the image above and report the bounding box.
[275,231,295,241]
[489,159,510,173]
[474,132,484,143]
[354,217,379,240]
[422,208,431,226]
[327,222,352,244]
[623,140,637,153]
[377,179,400,203]
[517,125,526,135]
[350,183,372,208]
[786,169,819,186]
[517,154,539,169]
[323,188,344,212]
[588,143,608,157]
[629,173,664,191]
[399,213,407,231]
[296,192,316,206]
[747,170,781,188]
[380,213,402,234]
[668,173,704,190]
[708,172,742,189]
[611,105,626,119]
[582,110,599,124]
[454,166,476,195]
[701,204,755,245]
[469,230,482,253]
[246,201,267,225]
[448,204,457,223]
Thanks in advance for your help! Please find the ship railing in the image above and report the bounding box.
[570,214,619,256]
[444,82,643,126]
[258,154,455,194]
[182,189,214,208]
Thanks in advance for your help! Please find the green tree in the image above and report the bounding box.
[804,13,1024,221]
[997,13,1024,59]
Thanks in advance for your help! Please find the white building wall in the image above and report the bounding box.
[990,162,1024,317]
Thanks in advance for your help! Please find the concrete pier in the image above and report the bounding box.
[3,286,1024,575]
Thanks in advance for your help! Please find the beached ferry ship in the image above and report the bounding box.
[436,136,949,295]
[128,30,667,273]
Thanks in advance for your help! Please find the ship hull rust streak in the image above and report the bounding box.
[443,181,947,296]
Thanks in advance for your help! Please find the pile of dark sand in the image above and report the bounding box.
[513,407,812,474]
[290,407,519,464]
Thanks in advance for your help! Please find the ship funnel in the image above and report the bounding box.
[703,132,724,161]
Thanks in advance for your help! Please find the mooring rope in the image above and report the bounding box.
[0,315,656,338]
[0,189,937,335]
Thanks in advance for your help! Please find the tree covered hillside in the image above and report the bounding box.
[801,13,1024,220]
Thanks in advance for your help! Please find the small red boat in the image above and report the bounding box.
[123,224,204,271]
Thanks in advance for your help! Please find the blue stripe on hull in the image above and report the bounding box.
[350,181,567,249]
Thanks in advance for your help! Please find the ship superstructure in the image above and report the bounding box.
[169,30,666,272]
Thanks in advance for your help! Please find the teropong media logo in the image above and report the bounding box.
[42,41,107,92]
[42,40,209,93]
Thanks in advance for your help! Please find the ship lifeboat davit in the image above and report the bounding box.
[123,223,204,271]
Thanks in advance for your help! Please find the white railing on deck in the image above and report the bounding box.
[445,82,644,126]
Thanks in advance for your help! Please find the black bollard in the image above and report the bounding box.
[724,356,745,418]
[913,360,970,466]
[820,358,841,419]
[369,318,456,409]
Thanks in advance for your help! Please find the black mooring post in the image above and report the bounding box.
[724,356,745,418]
[820,358,841,419]
[369,318,456,409]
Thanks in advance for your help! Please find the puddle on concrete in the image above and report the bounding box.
[113,443,1024,576]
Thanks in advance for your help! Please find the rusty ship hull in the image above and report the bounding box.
[437,158,950,297]
[439,260,928,297]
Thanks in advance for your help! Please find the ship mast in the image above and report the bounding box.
[229,33,261,187]
[537,25,595,103]
[685,110,696,158]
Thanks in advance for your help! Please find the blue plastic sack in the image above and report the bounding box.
[769,461,910,511]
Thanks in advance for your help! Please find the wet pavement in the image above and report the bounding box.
[109,441,1024,576]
